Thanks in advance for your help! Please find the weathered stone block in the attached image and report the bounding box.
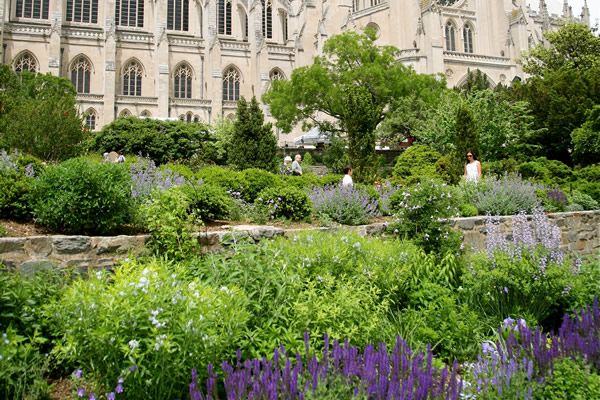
[54,236,91,254]
[95,236,140,255]
[0,238,26,253]
[457,219,475,230]
[27,237,52,256]
[18,260,61,274]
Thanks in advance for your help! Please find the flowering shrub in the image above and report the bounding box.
[0,150,35,219]
[570,190,599,210]
[177,183,231,221]
[241,168,283,202]
[474,173,541,216]
[465,210,587,327]
[45,259,249,400]
[130,155,188,205]
[388,180,462,254]
[190,332,463,399]
[310,184,379,225]
[31,158,133,234]
[375,179,401,216]
[255,186,312,221]
[466,298,600,399]
[540,187,567,213]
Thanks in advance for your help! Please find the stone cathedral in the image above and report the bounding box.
[0,0,591,141]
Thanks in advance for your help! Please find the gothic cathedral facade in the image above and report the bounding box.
[0,0,591,141]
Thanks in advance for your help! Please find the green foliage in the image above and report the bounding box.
[140,188,198,260]
[473,173,541,216]
[162,163,196,180]
[322,138,349,174]
[519,23,600,76]
[517,157,573,186]
[31,158,133,234]
[389,180,462,254]
[570,190,599,211]
[15,153,45,176]
[459,203,479,217]
[240,168,283,202]
[45,260,249,399]
[255,186,312,221]
[0,67,86,161]
[0,326,52,400]
[460,69,491,94]
[209,116,235,165]
[177,183,231,221]
[482,158,519,177]
[228,97,278,172]
[0,171,33,220]
[392,144,443,186]
[453,102,480,183]
[195,166,247,192]
[282,173,323,190]
[92,117,215,164]
[541,357,600,400]
[572,105,600,166]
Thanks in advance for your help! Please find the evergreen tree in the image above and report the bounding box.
[228,96,278,172]
[452,102,480,182]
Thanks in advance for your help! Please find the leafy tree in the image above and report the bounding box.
[519,23,600,76]
[453,102,480,182]
[572,105,600,166]
[228,96,278,172]
[92,117,215,164]
[460,69,490,95]
[0,66,85,161]
[263,28,445,182]
[210,116,235,165]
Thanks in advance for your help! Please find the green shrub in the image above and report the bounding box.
[566,203,584,212]
[320,174,344,187]
[140,188,198,260]
[458,203,478,217]
[322,138,349,175]
[388,180,462,254]
[92,117,216,164]
[473,173,541,216]
[240,168,283,202]
[31,159,133,234]
[542,357,600,400]
[517,157,573,186]
[575,163,600,182]
[255,186,312,221]
[45,259,249,400]
[15,153,45,176]
[481,158,519,177]
[392,144,443,186]
[570,190,599,210]
[162,163,196,180]
[282,174,322,190]
[572,180,600,203]
[177,183,231,221]
[0,172,33,220]
[195,166,246,192]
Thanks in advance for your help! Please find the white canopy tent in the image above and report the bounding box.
[293,127,331,145]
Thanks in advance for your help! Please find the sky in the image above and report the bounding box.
[530,1,600,27]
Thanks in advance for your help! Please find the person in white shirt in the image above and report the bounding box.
[464,151,482,182]
[116,151,126,164]
[342,166,353,187]
[291,154,303,176]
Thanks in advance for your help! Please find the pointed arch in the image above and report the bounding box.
[140,110,152,117]
[119,109,132,118]
[445,20,457,51]
[121,59,144,96]
[69,55,93,94]
[85,108,97,131]
[269,68,286,81]
[173,62,194,99]
[222,65,241,101]
[456,71,497,89]
[13,51,38,73]
[463,23,474,53]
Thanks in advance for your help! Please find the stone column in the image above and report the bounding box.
[155,0,170,118]
[48,0,64,76]
[103,1,117,125]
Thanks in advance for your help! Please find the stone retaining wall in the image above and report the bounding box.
[1,211,598,273]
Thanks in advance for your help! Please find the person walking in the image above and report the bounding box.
[464,151,481,182]
[292,154,303,176]
[281,156,293,178]
[116,151,126,164]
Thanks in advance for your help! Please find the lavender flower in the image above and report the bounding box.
[129,154,193,205]
[310,184,380,225]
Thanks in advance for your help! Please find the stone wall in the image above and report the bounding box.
[449,210,600,255]
[1,211,598,273]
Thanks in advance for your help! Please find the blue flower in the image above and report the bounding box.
[75,369,83,378]
[108,393,115,400]
[89,394,96,400]
[77,388,85,397]
[115,384,124,394]
[503,317,515,328]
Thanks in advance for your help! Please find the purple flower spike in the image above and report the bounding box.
[115,384,124,394]
[107,393,115,400]
[77,388,85,397]
[75,369,83,378]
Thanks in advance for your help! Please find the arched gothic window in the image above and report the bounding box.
[463,24,474,54]
[119,109,132,118]
[167,0,189,31]
[186,113,193,123]
[280,10,288,42]
[70,57,91,94]
[269,69,285,81]
[222,67,240,101]
[15,0,49,19]
[261,0,273,39]
[122,61,143,96]
[140,110,151,117]
[85,109,97,130]
[13,52,37,73]
[218,0,232,35]
[115,0,144,28]
[174,64,193,99]
[66,0,99,23]
[440,0,457,5]
[445,22,456,51]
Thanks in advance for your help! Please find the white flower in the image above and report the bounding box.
[142,268,149,276]
[128,340,139,350]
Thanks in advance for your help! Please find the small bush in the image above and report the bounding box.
[481,158,518,177]
[541,187,568,213]
[195,166,246,192]
[474,173,541,216]
[255,186,312,221]
[178,183,231,221]
[31,159,133,234]
[458,203,478,217]
[570,190,599,210]
[240,168,283,202]
[130,155,188,206]
[0,172,33,220]
[542,357,600,400]
[282,174,322,190]
[392,144,443,186]
[162,163,196,180]
[310,184,379,225]
[517,157,573,186]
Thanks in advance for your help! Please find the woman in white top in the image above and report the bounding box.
[342,166,353,187]
[464,151,482,182]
